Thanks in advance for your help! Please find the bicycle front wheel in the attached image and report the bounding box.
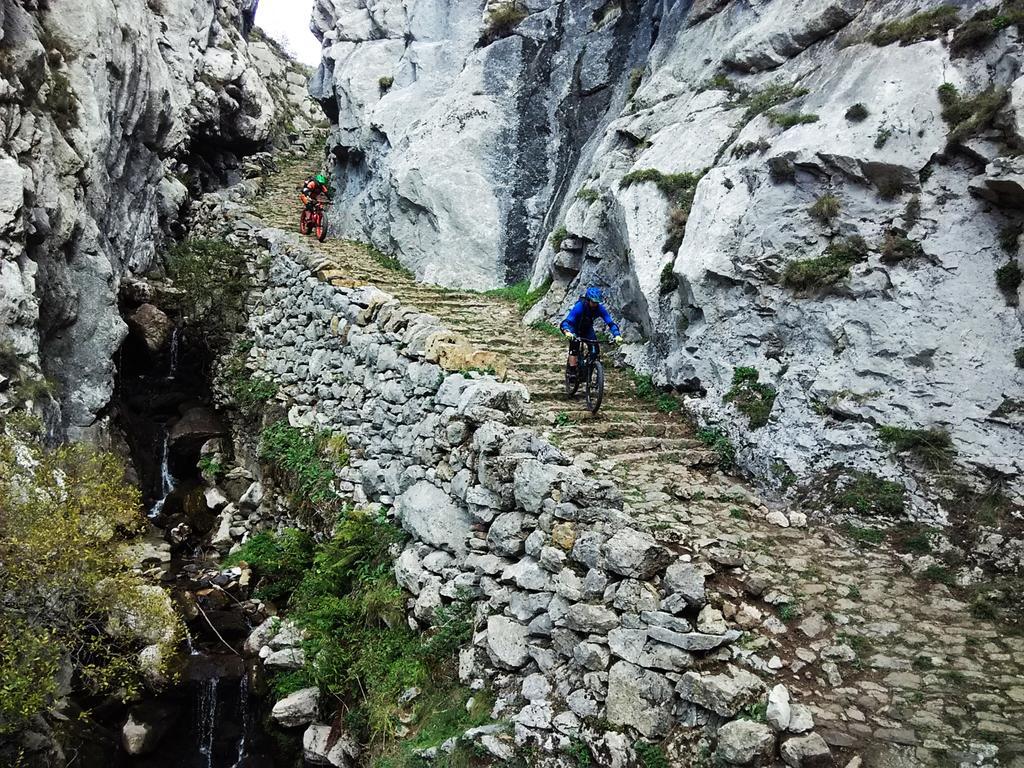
[585,360,604,414]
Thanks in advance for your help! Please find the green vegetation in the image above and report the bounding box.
[46,71,79,132]
[920,564,955,586]
[378,75,394,91]
[845,103,869,122]
[731,138,770,157]
[484,2,528,38]
[876,176,906,200]
[833,470,906,515]
[234,513,486,761]
[260,421,346,517]
[697,426,736,466]
[485,278,551,314]
[198,454,223,479]
[226,528,315,603]
[841,521,886,546]
[365,243,414,278]
[781,235,869,292]
[555,412,573,427]
[564,738,592,767]
[703,73,744,95]
[777,603,798,622]
[0,436,180,735]
[167,239,251,353]
[221,340,278,418]
[0,343,54,409]
[937,82,1008,143]
[808,194,840,223]
[531,320,563,338]
[1000,223,1022,251]
[877,425,955,468]
[768,111,819,128]
[950,3,1024,57]
[996,261,1022,296]
[549,225,569,252]
[627,67,645,100]
[723,367,776,429]
[880,231,925,263]
[660,261,679,294]
[890,522,935,555]
[869,5,959,46]
[629,371,681,413]
[576,187,600,204]
[874,127,892,149]
[620,169,704,252]
[634,740,670,768]
[739,81,809,122]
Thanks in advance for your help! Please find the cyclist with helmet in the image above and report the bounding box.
[560,286,623,381]
[300,172,332,212]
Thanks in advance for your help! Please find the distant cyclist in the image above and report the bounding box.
[301,173,332,211]
[560,286,622,382]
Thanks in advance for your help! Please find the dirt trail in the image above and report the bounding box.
[254,155,1024,767]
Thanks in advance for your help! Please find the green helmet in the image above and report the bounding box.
[315,173,328,185]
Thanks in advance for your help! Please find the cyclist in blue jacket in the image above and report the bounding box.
[561,286,622,382]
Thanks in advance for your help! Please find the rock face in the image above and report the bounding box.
[311,0,1024,508]
[0,0,311,439]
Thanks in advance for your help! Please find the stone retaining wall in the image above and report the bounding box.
[189,194,833,767]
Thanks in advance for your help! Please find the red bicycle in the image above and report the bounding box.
[299,201,329,242]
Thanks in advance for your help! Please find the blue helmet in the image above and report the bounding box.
[585,286,602,303]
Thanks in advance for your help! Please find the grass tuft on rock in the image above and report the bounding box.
[808,194,840,223]
[951,3,1024,56]
[484,2,528,39]
[485,278,551,314]
[378,75,394,91]
[869,5,959,46]
[996,261,1022,296]
[768,111,819,129]
[999,223,1022,251]
[621,169,704,252]
[739,81,809,122]
[877,425,955,468]
[833,471,906,516]
[576,187,599,204]
[549,225,569,252]
[781,236,869,292]
[660,261,679,294]
[732,138,770,157]
[880,230,925,263]
[937,82,1008,143]
[845,103,869,122]
[723,366,777,429]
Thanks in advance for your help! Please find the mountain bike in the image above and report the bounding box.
[299,201,329,242]
[564,337,604,414]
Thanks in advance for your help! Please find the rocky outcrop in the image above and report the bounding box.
[0,0,313,439]
[312,0,1024,513]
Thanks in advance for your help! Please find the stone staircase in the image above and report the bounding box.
[251,154,1024,768]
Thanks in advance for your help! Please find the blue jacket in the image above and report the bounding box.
[560,299,621,341]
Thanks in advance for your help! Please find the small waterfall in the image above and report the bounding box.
[167,326,182,380]
[196,677,218,768]
[148,431,176,519]
[232,675,252,767]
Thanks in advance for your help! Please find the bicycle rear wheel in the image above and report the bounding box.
[585,360,604,414]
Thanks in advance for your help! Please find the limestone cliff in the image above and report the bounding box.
[311,0,1024,514]
[0,0,312,439]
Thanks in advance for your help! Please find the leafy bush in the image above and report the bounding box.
[378,75,394,91]
[877,425,955,468]
[697,426,736,466]
[808,194,840,223]
[723,367,776,429]
[869,5,959,46]
[833,470,906,515]
[225,529,315,603]
[167,239,251,353]
[951,3,1024,56]
[0,437,180,734]
[484,278,551,314]
[484,2,528,39]
[781,236,869,292]
[260,421,342,513]
[768,111,819,128]
[880,231,925,263]
[549,225,569,251]
[937,83,1008,143]
[996,261,1022,295]
[845,103,869,121]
